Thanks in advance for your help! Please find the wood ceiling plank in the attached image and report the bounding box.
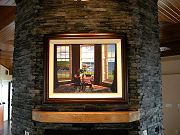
[158,0,180,23]
[158,10,177,23]
[167,0,180,9]
[159,23,180,43]
[0,22,14,49]
[165,1,180,17]
[0,21,14,72]
[160,0,180,8]
[0,22,14,39]
[158,5,180,23]
[0,6,16,30]
[159,1,180,21]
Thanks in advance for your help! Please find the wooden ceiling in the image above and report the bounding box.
[0,2,15,73]
[0,0,180,73]
[158,0,180,57]
[158,0,180,23]
[0,22,14,73]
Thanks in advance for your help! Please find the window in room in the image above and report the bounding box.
[80,45,94,77]
[56,45,71,82]
[102,44,116,84]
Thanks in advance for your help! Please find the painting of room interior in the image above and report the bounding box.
[54,44,117,93]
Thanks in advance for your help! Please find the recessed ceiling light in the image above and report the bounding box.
[160,47,170,52]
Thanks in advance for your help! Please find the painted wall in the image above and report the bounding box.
[0,65,12,121]
[161,55,180,135]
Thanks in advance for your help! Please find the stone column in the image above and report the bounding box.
[12,0,163,134]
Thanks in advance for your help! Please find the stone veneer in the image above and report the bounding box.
[12,0,163,135]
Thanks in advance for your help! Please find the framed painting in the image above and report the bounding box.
[44,33,128,103]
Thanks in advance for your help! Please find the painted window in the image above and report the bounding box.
[56,45,71,81]
[102,44,116,83]
[80,45,94,76]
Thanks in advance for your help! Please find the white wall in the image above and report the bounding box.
[0,65,12,81]
[161,55,180,135]
[0,65,12,121]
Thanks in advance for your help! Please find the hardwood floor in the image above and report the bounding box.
[0,120,11,135]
